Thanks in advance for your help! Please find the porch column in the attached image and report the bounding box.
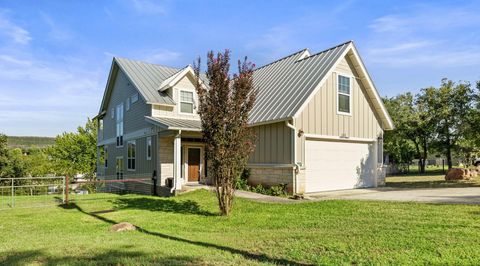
[173,131,182,191]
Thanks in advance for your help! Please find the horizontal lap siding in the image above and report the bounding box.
[248,122,292,164]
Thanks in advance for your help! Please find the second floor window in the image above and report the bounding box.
[127,140,136,171]
[180,90,194,114]
[98,119,104,140]
[337,75,351,114]
[116,103,124,147]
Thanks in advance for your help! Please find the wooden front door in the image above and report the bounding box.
[188,148,201,182]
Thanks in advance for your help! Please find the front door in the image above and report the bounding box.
[187,148,201,182]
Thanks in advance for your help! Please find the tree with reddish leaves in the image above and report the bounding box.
[193,50,256,216]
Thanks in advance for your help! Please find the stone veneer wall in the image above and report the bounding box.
[158,136,174,186]
[247,166,295,193]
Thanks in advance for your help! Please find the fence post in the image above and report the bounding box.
[65,175,69,205]
[62,176,66,204]
[11,178,14,208]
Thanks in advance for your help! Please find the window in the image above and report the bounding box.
[337,75,351,114]
[116,103,124,147]
[127,140,136,171]
[98,119,104,139]
[126,98,130,111]
[131,93,139,104]
[180,90,194,113]
[103,145,108,168]
[116,157,124,179]
[146,137,152,160]
[377,136,384,165]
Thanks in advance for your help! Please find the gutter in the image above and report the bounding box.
[285,120,300,194]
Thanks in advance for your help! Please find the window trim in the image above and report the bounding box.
[116,103,124,147]
[179,89,195,114]
[146,137,152,161]
[126,97,130,111]
[104,145,108,168]
[116,156,124,180]
[127,140,136,171]
[336,73,353,116]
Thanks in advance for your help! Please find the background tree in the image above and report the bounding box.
[383,93,434,173]
[194,50,256,216]
[0,134,9,178]
[48,118,97,178]
[421,79,475,169]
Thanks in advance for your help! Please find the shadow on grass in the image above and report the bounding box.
[112,197,217,216]
[60,203,313,266]
[0,249,203,266]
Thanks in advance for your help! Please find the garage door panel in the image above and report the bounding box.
[305,140,376,193]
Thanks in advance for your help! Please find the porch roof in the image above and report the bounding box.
[145,116,202,132]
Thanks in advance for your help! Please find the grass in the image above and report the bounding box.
[387,168,480,188]
[1,190,480,265]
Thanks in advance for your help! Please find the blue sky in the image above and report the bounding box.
[0,0,479,136]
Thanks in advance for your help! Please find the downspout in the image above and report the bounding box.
[170,130,182,194]
[285,120,300,194]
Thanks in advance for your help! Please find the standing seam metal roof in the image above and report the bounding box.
[114,57,181,105]
[109,41,351,124]
[249,41,350,124]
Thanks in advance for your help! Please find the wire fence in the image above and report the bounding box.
[0,174,155,210]
[0,177,65,210]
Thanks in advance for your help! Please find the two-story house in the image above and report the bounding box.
[95,41,394,195]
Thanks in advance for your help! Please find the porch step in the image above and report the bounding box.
[178,184,212,194]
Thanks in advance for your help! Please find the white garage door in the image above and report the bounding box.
[305,140,376,193]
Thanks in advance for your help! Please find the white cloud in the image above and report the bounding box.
[139,49,182,64]
[128,0,167,15]
[0,10,31,45]
[365,4,480,68]
[41,13,73,41]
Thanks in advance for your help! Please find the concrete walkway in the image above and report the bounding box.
[305,187,480,204]
[234,190,296,203]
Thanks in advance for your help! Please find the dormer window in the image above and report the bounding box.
[180,90,194,114]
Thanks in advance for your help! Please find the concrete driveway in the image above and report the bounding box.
[306,187,480,204]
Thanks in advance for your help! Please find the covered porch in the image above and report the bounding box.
[146,116,209,194]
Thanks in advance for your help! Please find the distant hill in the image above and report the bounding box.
[7,136,56,149]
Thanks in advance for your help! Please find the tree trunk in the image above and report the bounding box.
[419,138,428,173]
[447,145,453,169]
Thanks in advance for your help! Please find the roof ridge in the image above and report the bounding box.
[295,40,353,63]
[253,48,308,71]
[114,56,181,70]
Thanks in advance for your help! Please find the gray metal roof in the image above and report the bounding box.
[145,116,202,131]
[248,41,351,124]
[105,41,357,125]
[115,57,181,105]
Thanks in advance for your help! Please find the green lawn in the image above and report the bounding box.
[1,190,480,265]
[387,172,480,188]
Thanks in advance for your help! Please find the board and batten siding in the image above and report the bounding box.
[294,56,383,166]
[248,122,292,164]
[152,75,200,119]
[98,67,157,179]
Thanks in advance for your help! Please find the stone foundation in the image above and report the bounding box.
[247,166,295,193]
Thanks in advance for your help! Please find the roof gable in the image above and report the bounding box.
[292,42,394,130]
[248,41,351,125]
